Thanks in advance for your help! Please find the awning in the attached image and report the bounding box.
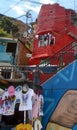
[0,37,17,43]
[0,62,11,66]
[30,53,49,60]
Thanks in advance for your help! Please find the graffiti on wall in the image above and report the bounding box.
[42,60,77,130]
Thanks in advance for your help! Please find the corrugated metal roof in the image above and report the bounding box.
[0,37,17,43]
[0,62,11,66]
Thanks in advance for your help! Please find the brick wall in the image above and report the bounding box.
[17,41,30,66]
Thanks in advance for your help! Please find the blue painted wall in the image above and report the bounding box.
[0,44,13,64]
[0,44,5,52]
[42,60,77,130]
[0,38,17,65]
[0,52,13,63]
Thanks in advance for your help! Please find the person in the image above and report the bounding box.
[72,42,77,59]
[32,65,43,86]
[74,49,77,59]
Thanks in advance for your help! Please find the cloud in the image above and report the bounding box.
[12,0,55,14]
[11,0,55,21]
[11,5,25,15]
[40,0,54,4]
[24,3,41,13]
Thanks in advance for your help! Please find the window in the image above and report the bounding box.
[40,59,50,66]
[6,42,17,56]
[38,33,55,47]
[1,69,11,78]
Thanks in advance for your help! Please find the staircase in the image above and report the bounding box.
[37,41,77,84]
[0,41,77,129]
[18,40,76,85]
[0,41,77,85]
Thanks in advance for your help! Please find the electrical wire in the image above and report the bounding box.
[1,0,77,25]
[2,0,43,16]
[21,0,43,5]
[1,0,77,22]
[16,15,26,19]
[3,0,23,15]
[1,0,43,24]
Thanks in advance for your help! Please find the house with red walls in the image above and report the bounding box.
[29,3,77,66]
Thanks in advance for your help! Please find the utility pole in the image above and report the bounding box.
[74,0,75,10]
[74,0,77,12]
[25,10,32,25]
[23,10,33,37]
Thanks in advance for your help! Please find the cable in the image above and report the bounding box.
[16,15,26,19]
[1,0,77,20]
[21,0,43,5]
[2,0,43,16]
[1,0,43,23]
[15,7,77,20]
[1,0,77,24]
[3,0,23,15]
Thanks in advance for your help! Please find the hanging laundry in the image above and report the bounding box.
[32,91,39,119]
[15,85,22,104]
[19,84,34,125]
[19,86,34,111]
[38,94,44,117]
[2,85,16,116]
[33,119,42,130]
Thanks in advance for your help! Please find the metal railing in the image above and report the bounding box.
[0,41,77,83]
[39,41,77,70]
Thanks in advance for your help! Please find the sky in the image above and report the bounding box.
[0,0,77,23]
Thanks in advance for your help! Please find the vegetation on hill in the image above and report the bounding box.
[0,16,19,37]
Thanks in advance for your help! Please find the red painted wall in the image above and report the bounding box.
[36,4,68,34]
[29,4,77,65]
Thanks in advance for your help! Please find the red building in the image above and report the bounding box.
[29,3,77,66]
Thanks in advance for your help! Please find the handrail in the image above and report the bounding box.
[0,40,77,83]
[38,40,77,69]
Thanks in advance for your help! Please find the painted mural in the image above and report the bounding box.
[42,60,77,130]
[46,123,71,130]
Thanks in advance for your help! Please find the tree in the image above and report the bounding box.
[12,22,19,35]
[0,28,12,37]
[0,16,19,36]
